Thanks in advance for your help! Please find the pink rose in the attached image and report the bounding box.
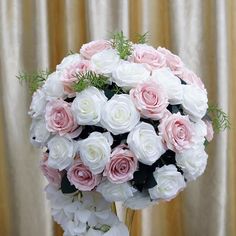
[67,158,102,191]
[60,60,91,94]
[129,44,166,71]
[157,47,184,76]
[159,113,194,152]
[204,119,214,142]
[130,80,169,120]
[80,40,111,59]
[179,67,206,91]
[40,153,64,188]
[104,145,137,184]
[45,99,78,136]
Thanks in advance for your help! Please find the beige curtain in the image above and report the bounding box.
[0,0,235,236]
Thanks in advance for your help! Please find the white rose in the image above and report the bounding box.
[78,132,112,174]
[127,122,166,165]
[176,145,208,181]
[71,87,107,125]
[112,62,150,89]
[48,136,76,170]
[148,165,186,201]
[56,53,81,72]
[124,191,156,210]
[43,72,64,98]
[97,180,135,202]
[29,89,47,118]
[182,85,208,121]
[100,94,140,135]
[30,118,50,147]
[91,49,120,74]
[151,68,183,105]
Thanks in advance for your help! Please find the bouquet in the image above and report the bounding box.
[20,32,229,236]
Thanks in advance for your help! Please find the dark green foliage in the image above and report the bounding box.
[17,70,50,93]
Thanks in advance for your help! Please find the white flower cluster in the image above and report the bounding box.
[28,37,214,235]
[45,184,128,236]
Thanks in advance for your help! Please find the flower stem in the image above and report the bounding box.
[111,202,117,215]
[125,208,136,235]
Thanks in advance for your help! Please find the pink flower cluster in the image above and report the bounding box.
[41,144,137,192]
[129,44,206,92]
[28,35,214,235]
[58,144,138,192]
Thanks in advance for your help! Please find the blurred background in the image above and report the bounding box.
[0,0,235,236]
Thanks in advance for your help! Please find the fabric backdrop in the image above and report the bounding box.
[0,0,235,236]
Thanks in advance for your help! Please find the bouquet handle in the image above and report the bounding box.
[125,208,136,235]
[112,203,136,235]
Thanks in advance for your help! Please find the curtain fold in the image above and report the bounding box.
[227,0,236,235]
[0,0,235,236]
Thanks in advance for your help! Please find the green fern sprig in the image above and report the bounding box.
[68,50,76,55]
[111,84,124,94]
[111,31,133,60]
[17,70,50,93]
[207,105,230,132]
[136,32,149,44]
[73,71,109,93]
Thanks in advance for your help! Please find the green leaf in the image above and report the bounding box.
[136,32,149,44]
[68,50,76,55]
[207,105,230,132]
[100,225,111,233]
[93,224,111,233]
[73,71,109,92]
[17,70,50,93]
[111,84,124,94]
[111,31,133,60]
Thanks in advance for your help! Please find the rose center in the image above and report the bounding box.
[111,105,130,124]
[143,89,158,105]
